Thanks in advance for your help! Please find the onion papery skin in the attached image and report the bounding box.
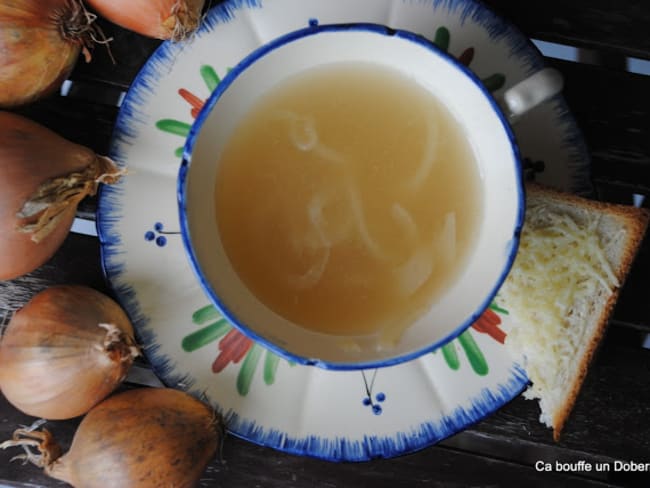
[0,0,93,108]
[47,388,222,487]
[86,0,205,41]
[0,111,123,280]
[0,285,139,420]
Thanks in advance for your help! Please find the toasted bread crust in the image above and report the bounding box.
[525,183,649,440]
[552,289,619,441]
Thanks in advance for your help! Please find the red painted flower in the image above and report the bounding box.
[471,308,506,344]
[179,88,205,119]
[212,328,254,373]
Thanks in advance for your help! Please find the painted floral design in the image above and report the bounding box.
[182,304,292,396]
[181,300,508,407]
[361,370,386,415]
[432,26,506,92]
[438,304,508,377]
[351,303,508,417]
[156,65,223,157]
[144,221,180,247]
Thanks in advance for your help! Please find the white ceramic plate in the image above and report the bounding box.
[97,0,590,461]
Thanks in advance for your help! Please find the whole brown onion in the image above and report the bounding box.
[1,388,224,488]
[0,285,139,419]
[0,111,124,280]
[0,0,99,108]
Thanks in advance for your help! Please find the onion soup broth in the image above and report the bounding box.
[215,62,483,344]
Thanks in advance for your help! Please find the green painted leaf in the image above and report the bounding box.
[237,344,263,396]
[263,351,281,385]
[192,305,221,325]
[156,119,191,137]
[182,320,230,352]
[489,302,509,315]
[458,331,489,376]
[201,65,220,92]
[441,343,461,370]
[433,27,450,52]
[482,73,506,92]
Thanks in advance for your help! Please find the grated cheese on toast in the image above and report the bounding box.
[499,184,649,440]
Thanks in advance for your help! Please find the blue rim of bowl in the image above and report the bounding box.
[177,21,526,371]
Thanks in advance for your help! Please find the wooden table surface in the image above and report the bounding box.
[2,1,650,486]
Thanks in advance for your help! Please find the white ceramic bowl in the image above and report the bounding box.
[178,22,525,370]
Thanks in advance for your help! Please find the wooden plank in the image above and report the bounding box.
[0,233,108,314]
[68,18,162,90]
[0,391,619,488]
[546,59,650,195]
[466,339,650,464]
[76,0,650,66]
[209,437,618,488]
[11,96,118,156]
[483,0,650,59]
[69,0,650,91]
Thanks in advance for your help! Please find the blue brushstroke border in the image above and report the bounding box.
[94,0,592,461]
[223,364,528,461]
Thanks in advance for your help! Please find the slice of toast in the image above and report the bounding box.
[499,183,649,440]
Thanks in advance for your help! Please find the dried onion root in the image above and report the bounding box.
[86,0,206,41]
[16,156,122,244]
